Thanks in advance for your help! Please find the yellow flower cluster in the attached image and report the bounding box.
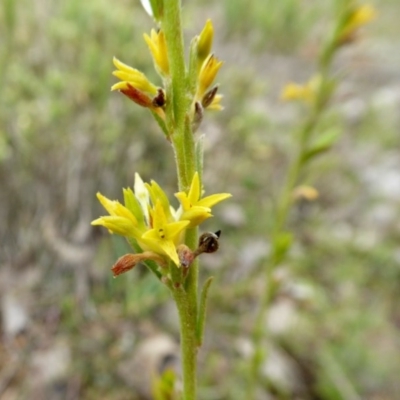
[194,20,223,111]
[111,20,223,122]
[92,173,231,273]
[281,3,376,105]
[281,76,322,105]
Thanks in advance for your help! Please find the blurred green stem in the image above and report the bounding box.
[248,7,344,397]
[162,1,199,399]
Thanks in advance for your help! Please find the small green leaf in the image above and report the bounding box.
[195,136,204,182]
[196,276,214,347]
[149,0,164,21]
[151,109,170,139]
[272,232,293,265]
[188,36,200,95]
[152,368,177,400]
[302,127,341,163]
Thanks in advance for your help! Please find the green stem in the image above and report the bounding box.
[162,2,199,399]
[171,286,198,400]
[163,0,195,191]
[248,17,342,398]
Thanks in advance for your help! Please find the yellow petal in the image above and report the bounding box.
[188,172,201,203]
[113,57,136,73]
[281,81,315,104]
[91,216,137,236]
[174,192,192,210]
[112,58,158,94]
[207,94,224,111]
[139,234,180,266]
[96,192,117,215]
[143,29,169,76]
[348,4,376,30]
[197,54,223,98]
[96,192,138,225]
[293,185,319,201]
[164,220,190,242]
[151,200,169,230]
[146,181,172,221]
[197,193,232,208]
[197,19,214,63]
[111,81,130,91]
[180,207,212,228]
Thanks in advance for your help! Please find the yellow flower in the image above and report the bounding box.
[175,172,231,227]
[143,29,169,77]
[339,4,376,43]
[281,75,321,105]
[111,57,158,95]
[145,179,174,222]
[140,200,189,266]
[197,19,214,66]
[92,173,230,269]
[196,54,223,101]
[346,4,376,33]
[191,20,224,112]
[200,86,223,111]
[292,185,319,201]
[207,93,224,111]
[91,193,143,238]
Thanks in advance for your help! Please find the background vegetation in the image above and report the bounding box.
[1,0,399,399]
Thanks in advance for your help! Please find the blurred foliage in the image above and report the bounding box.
[222,0,325,52]
[1,0,400,399]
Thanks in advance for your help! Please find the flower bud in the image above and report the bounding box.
[197,20,214,65]
[202,85,219,109]
[195,230,221,256]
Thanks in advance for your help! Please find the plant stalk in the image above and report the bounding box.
[162,2,199,399]
[248,26,340,400]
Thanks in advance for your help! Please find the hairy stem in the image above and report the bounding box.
[162,2,199,398]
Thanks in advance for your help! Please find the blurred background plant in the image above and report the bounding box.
[1,0,400,399]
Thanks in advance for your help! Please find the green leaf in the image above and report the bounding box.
[149,0,164,22]
[188,36,200,96]
[272,232,293,265]
[301,127,341,163]
[151,368,177,400]
[195,135,204,182]
[196,276,214,347]
[151,109,170,138]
